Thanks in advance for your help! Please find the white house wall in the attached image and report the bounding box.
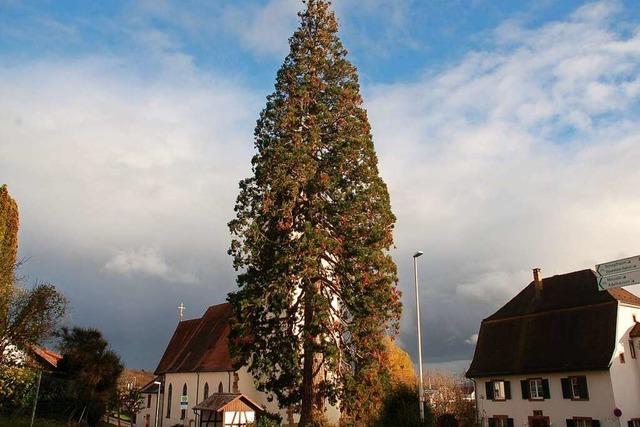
[476,371,617,427]
[609,303,640,424]
[138,391,161,427]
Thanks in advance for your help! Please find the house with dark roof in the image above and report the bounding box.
[466,269,640,427]
[136,302,340,427]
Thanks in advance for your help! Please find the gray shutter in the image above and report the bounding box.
[592,420,600,427]
[628,421,634,427]
[505,381,512,399]
[561,378,571,398]
[542,379,550,399]
[578,376,589,399]
[508,419,514,427]
[521,380,530,399]
[566,420,576,427]
[488,418,496,427]
[485,381,494,400]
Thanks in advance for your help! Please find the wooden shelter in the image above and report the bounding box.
[193,393,262,427]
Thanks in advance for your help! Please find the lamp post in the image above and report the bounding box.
[154,381,162,427]
[413,250,425,422]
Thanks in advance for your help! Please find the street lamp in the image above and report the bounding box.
[413,250,425,422]
[154,380,162,427]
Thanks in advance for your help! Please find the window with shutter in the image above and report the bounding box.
[561,378,571,399]
[542,379,550,399]
[504,381,511,400]
[573,418,593,427]
[489,417,509,427]
[566,420,577,427]
[520,380,529,399]
[630,340,637,359]
[486,381,495,400]
[493,380,506,400]
[629,419,640,427]
[529,378,544,400]
[568,376,589,400]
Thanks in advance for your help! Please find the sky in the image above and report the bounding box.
[1,0,640,372]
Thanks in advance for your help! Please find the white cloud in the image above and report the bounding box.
[365,1,640,356]
[222,0,301,56]
[221,0,415,57]
[2,0,640,365]
[103,247,197,284]
[465,334,478,345]
[0,55,258,290]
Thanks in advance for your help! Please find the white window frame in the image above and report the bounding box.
[574,419,591,427]
[493,417,508,427]
[570,377,581,399]
[493,381,506,401]
[529,378,544,400]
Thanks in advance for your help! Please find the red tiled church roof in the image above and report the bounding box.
[154,303,234,374]
[466,269,640,378]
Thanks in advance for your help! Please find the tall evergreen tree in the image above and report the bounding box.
[228,1,401,425]
[0,184,19,341]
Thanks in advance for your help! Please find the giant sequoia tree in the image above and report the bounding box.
[228,1,401,425]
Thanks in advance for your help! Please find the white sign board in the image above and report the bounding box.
[180,395,188,409]
[598,269,640,290]
[596,255,640,277]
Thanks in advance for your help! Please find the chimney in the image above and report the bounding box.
[533,268,543,293]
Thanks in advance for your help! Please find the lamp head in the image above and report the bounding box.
[413,251,424,258]
[154,381,162,385]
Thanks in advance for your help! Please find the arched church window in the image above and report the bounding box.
[180,383,187,419]
[166,384,172,418]
[204,382,209,399]
[218,381,224,393]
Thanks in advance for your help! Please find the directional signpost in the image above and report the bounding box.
[180,395,188,409]
[596,255,640,290]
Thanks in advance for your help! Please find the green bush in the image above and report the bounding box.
[375,385,433,427]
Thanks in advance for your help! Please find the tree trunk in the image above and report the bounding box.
[117,403,122,427]
[299,285,324,426]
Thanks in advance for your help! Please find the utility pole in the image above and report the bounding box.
[413,250,425,422]
[154,380,162,427]
[29,370,42,427]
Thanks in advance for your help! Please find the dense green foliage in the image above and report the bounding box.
[0,363,36,412]
[375,385,433,427]
[228,1,401,425]
[0,184,19,343]
[49,327,124,426]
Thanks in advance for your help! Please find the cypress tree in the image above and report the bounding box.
[0,184,19,328]
[228,1,401,425]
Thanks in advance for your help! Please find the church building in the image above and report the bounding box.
[137,302,340,427]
